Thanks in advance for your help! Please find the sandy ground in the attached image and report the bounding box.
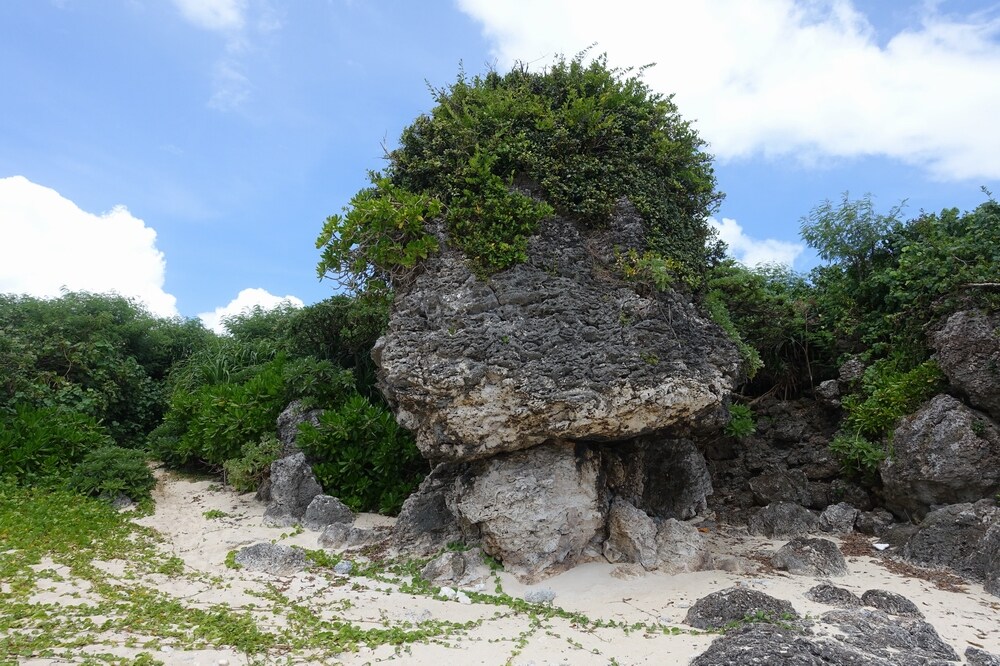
[17,469,1000,665]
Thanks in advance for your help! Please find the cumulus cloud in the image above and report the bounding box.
[173,0,246,32]
[0,176,178,317]
[198,287,304,335]
[456,0,1000,180]
[709,217,804,267]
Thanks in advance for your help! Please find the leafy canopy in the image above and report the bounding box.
[318,51,722,290]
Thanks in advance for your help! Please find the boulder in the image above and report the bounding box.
[748,502,818,538]
[234,543,306,576]
[805,583,862,608]
[603,498,658,569]
[902,500,1000,584]
[420,548,490,587]
[276,399,323,456]
[447,441,606,582]
[821,608,958,662]
[931,309,1000,421]
[749,469,812,507]
[684,587,799,630]
[881,394,1000,519]
[389,463,466,557]
[771,537,847,577]
[302,495,354,531]
[967,647,1000,666]
[318,524,390,551]
[262,453,323,527]
[819,502,859,534]
[855,508,895,536]
[690,623,892,666]
[373,209,739,463]
[861,589,923,618]
[653,517,710,573]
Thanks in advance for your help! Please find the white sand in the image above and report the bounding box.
[17,469,1000,665]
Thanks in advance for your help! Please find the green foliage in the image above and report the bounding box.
[841,359,945,439]
[704,289,763,381]
[320,51,721,290]
[723,404,757,439]
[0,405,114,484]
[298,394,425,514]
[222,434,282,492]
[829,433,885,481]
[66,446,156,502]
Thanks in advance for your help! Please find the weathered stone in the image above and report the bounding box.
[902,500,1000,582]
[967,646,1000,666]
[523,587,556,604]
[819,502,859,534]
[276,399,323,457]
[829,479,874,511]
[318,523,390,551]
[815,379,841,406]
[690,623,892,666]
[448,441,605,582]
[821,608,959,662]
[839,357,866,384]
[855,508,895,536]
[373,210,740,463]
[861,589,923,618]
[771,537,848,577]
[302,495,354,531]
[333,560,353,575]
[420,548,490,587]
[931,309,1000,421]
[749,469,812,506]
[684,587,799,630]
[603,498,657,569]
[748,502,818,538]
[389,463,466,557]
[881,394,1000,519]
[262,453,323,527]
[805,583,862,608]
[234,543,306,576]
[971,517,1000,597]
[602,437,713,520]
[653,517,709,573]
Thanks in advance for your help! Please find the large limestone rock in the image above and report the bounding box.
[881,394,1000,519]
[373,206,740,463]
[932,309,1000,421]
[602,498,709,572]
[262,453,323,527]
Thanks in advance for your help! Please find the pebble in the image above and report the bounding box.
[523,587,556,604]
[333,560,354,575]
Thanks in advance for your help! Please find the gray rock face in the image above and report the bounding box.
[602,437,713,520]
[821,608,959,662]
[861,589,923,618]
[748,502,818,538]
[302,495,354,531]
[932,309,1000,421]
[771,537,847,577]
[902,500,1000,592]
[882,394,1000,519]
[601,499,709,572]
[276,399,323,457]
[373,210,739,463]
[420,549,490,587]
[684,587,799,630]
[856,508,895,536]
[967,647,1000,666]
[390,463,466,557]
[805,583,862,607]
[819,502,859,534]
[749,469,812,506]
[263,453,323,527]
[690,623,892,666]
[318,523,390,551]
[234,543,306,576]
[447,441,605,582]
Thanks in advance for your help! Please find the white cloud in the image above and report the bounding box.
[172,0,246,32]
[456,0,1000,181]
[0,176,179,317]
[709,217,804,267]
[198,287,304,335]
[207,61,252,111]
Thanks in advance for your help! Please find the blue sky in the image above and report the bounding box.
[2,1,998,329]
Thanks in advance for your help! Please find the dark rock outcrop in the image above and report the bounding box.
[684,587,798,630]
[748,502,818,538]
[932,309,1000,421]
[771,537,847,577]
[262,453,323,528]
[881,394,1000,519]
[819,502,859,534]
[861,589,923,618]
[805,583,862,607]
[967,647,1000,666]
[690,623,892,666]
[602,437,713,520]
[389,464,466,557]
[821,608,958,662]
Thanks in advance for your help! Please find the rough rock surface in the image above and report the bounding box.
[373,207,739,462]
[447,441,605,581]
[603,498,657,569]
[318,524,390,551]
[684,587,798,629]
[902,500,1000,593]
[690,623,892,666]
[932,309,1000,421]
[262,453,323,527]
[602,437,713,520]
[276,399,323,457]
[302,495,354,531]
[861,589,923,618]
[881,394,1000,519]
[771,537,848,577]
[805,583,862,607]
[819,502,859,534]
[390,464,466,557]
[856,508,895,536]
[748,502,818,538]
[749,469,812,507]
[420,549,491,587]
[967,647,1000,666]
[821,608,958,662]
[234,543,306,576]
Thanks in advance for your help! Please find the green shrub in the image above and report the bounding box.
[66,446,156,502]
[829,432,885,482]
[0,405,114,484]
[842,359,945,439]
[724,404,757,439]
[297,394,425,514]
[223,434,282,492]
